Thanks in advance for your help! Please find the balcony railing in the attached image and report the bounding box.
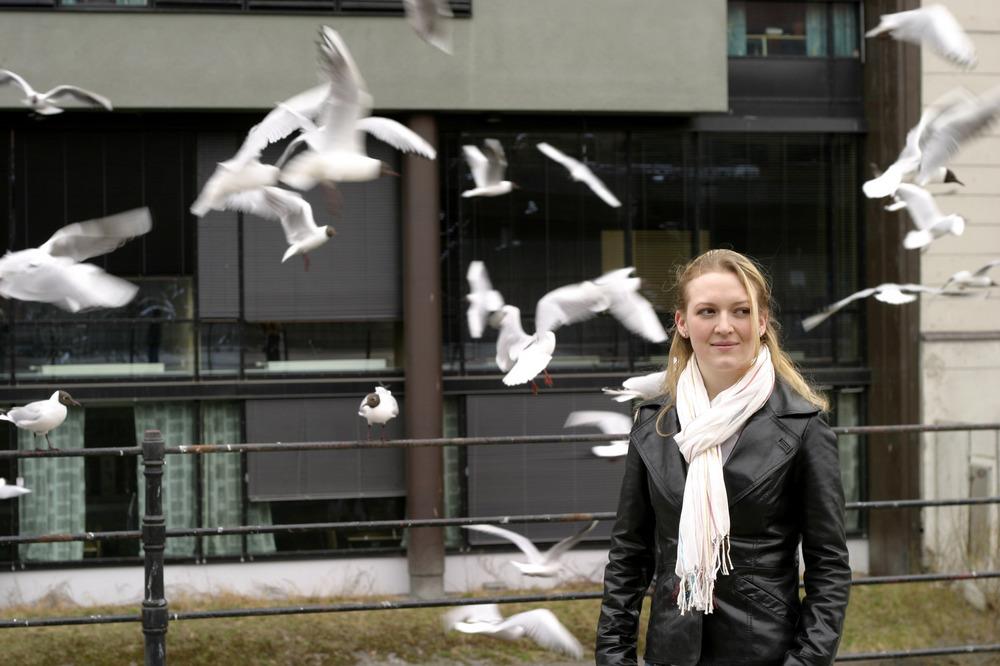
[0,0,471,15]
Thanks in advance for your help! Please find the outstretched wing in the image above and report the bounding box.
[44,85,113,111]
[39,208,152,262]
[356,117,436,158]
[462,523,543,562]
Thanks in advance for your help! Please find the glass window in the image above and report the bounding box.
[241,321,403,375]
[728,2,860,58]
[830,388,865,535]
[83,407,140,559]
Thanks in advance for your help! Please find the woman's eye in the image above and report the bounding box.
[735,308,751,316]
[698,308,714,316]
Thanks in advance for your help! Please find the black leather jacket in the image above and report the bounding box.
[596,381,850,665]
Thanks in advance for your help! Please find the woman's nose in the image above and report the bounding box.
[716,314,734,334]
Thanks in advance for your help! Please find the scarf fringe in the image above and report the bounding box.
[677,534,732,615]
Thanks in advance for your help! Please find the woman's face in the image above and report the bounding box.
[674,270,767,398]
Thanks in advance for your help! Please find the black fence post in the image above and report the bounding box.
[142,429,168,666]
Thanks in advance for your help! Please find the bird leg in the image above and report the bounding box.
[530,381,539,396]
[366,424,373,441]
[381,424,388,443]
[322,182,343,216]
[44,433,59,452]
[543,369,554,387]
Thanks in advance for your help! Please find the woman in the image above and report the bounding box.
[596,249,850,665]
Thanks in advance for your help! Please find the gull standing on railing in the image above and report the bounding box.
[463,520,599,577]
[358,386,399,440]
[0,391,81,450]
[443,603,584,659]
[536,142,622,208]
[0,69,112,115]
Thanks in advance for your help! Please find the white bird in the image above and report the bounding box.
[0,69,112,115]
[279,27,436,192]
[887,183,965,249]
[462,140,515,198]
[466,261,505,339]
[602,370,666,403]
[536,142,621,207]
[563,411,632,458]
[358,386,399,440]
[866,5,976,69]
[222,187,335,267]
[942,259,1000,290]
[492,305,556,390]
[0,391,81,450]
[462,520,599,577]
[443,604,584,659]
[801,283,961,332]
[913,87,1000,187]
[0,477,31,500]
[594,267,669,342]
[404,0,453,54]
[0,208,151,312]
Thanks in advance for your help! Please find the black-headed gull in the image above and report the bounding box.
[563,411,632,458]
[404,0,453,54]
[222,187,334,268]
[492,305,556,390]
[358,386,399,440]
[463,520,598,577]
[0,208,151,312]
[866,5,976,69]
[801,283,966,332]
[911,87,1000,188]
[886,183,965,249]
[536,142,621,208]
[443,604,584,659]
[279,27,436,191]
[0,390,81,450]
[942,259,1000,290]
[602,370,666,402]
[462,140,514,198]
[466,261,505,339]
[0,69,112,115]
[0,477,31,500]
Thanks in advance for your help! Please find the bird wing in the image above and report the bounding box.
[563,410,632,436]
[403,0,453,54]
[442,603,503,631]
[502,332,555,386]
[623,370,667,399]
[4,403,46,426]
[801,286,881,332]
[918,90,1000,184]
[316,26,371,153]
[536,142,578,171]
[0,252,138,312]
[39,207,152,262]
[226,188,317,245]
[462,524,543,562]
[466,261,504,339]
[43,85,113,111]
[544,520,599,561]
[534,282,610,334]
[501,609,584,660]
[0,69,33,96]
[273,133,313,170]
[463,145,489,188]
[355,117,437,159]
[495,307,532,371]
[233,85,329,167]
[972,258,1000,277]
[482,139,508,185]
[577,168,622,207]
[891,183,944,230]
[466,260,494,294]
[605,287,668,343]
[917,5,977,68]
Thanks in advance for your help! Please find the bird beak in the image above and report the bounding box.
[67,397,82,407]
[381,165,400,178]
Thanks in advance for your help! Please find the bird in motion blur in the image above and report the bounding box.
[463,520,599,577]
[465,260,505,339]
[564,410,633,458]
[866,4,976,69]
[403,0,453,54]
[802,283,971,332]
[358,386,399,440]
[602,369,666,402]
[462,139,515,198]
[536,142,622,207]
[941,259,1000,291]
[0,69,112,115]
[0,391,81,450]
[885,183,965,250]
[0,477,31,500]
[443,603,584,659]
[0,207,152,312]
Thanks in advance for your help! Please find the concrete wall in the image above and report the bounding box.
[0,0,728,113]
[918,0,1000,579]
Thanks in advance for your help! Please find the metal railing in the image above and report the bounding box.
[0,0,472,15]
[1,424,999,664]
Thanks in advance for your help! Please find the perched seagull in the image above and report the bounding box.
[462,140,515,198]
[602,370,666,402]
[0,208,151,312]
[887,183,965,250]
[0,69,112,115]
[465,261,505,339]
[492,305,556,390]
[443,604,584,659]
[801,283,961,332]
[358,386,399,440]
[404,0,453,54]
[866,5,976,69]
[536,142,621,207]
[941,259,1000,290]
[222,187,334,269]
[0,477,31,500]
[279,27,436,192]
[462,520,599,577]
[0,391,81,450]
[563,411,632,458]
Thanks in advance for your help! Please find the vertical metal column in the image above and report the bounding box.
[142,430,168,665]
[402,114,444,599]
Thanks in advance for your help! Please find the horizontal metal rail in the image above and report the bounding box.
[5,496,1000,546]
[836,644,1000,662]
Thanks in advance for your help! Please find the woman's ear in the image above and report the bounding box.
[674,310,687,338]
[758,311,768,338]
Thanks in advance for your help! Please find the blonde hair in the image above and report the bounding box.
[656,249,827,434]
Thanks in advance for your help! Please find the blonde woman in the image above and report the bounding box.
[596,249,850,665]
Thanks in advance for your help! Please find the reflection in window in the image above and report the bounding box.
[266,497,406,553]
[728,2,860,58]
[242,322,402,374]
[831,388,864,535]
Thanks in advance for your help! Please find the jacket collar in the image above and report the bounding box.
[630,379,820,511]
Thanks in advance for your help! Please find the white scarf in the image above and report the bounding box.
[673,345,775,614]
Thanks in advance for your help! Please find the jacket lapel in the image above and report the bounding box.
[630,405,687,511]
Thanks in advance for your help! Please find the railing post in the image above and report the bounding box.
[142,429,168,666]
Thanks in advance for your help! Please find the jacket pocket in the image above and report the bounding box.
[734,575,799,627]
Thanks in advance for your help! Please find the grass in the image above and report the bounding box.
[0,580,997,665]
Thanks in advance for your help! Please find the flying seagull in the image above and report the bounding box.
[443,604,584,659]
[602,369,666,402]
[563,410,633,458]
[801,283,965,332]
[462,139,515,198]
[358,386,399,440]
[886,183,965,250]
[222,187,334,269]
[866,5,976,69]
[279,27,436,191]
[0,391,81,450]
[465,260,505,339]
[0,477,31,500]
[911,87,1000,188]
[0,208,151,312]
[536,142,621,207]
[0,69,112,115]
[491,305,556,390]
[404,0,453,54]
[941,259,1000,290]
[462,520,599,577]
